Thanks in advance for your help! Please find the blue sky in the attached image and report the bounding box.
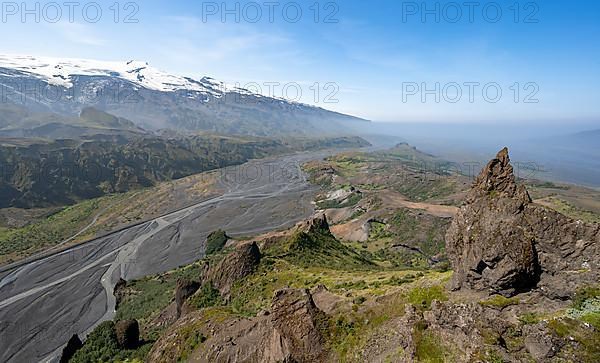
[1,0,599,123]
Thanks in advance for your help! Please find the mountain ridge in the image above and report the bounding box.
[0,54,370,137]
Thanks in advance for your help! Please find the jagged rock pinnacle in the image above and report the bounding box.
[468,147,531,204]
[296,214,331,235]
[447,148,539,296]
[446,148,600,297]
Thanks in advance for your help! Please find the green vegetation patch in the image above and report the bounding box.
[518,312,540,325]
[205,230,229,255]
[390,210,447,257]
[414,321,452,362]
[317,192,362,210]
[527,181,569,190]
[330,155,367,177]
[283,229,375,270]
[0,195,119,263]
[369,221,391,240]
[544,198,600,224]
[567,285,600,332]
[370,209,448,269]
[548,317,600,362]
[115,262,204,325]
[188,283,222,310]
[572,286,600,310]
[393,178,457,202]
[70,321,151,363]
[407,285,448,311]
[479,295,520,309]
[328,314,365,358]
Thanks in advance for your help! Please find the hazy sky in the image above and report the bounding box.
[2,0,599,123]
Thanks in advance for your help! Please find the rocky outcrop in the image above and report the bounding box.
[446,148,539,295]
[296,213,331,235]
[59,334,83,363]
[175,279,200,318]
[423,300,572,362]
[357,297,581,363]
[269,288,328,362]
[148,288,328,363]
[115,319,139,349]
[446,148,600,297]
[113,278,128,309]
[522,322,565,361]
[423,300,509,356]
[202,242,261,299]
[311,284,345,314]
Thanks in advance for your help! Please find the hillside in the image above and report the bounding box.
[0,55,369,137]
[3,143,598,361]
[61,147,600,362]
[0,134,369,208]
[0,103,147,139]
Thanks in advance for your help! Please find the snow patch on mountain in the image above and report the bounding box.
[0,54,231,96]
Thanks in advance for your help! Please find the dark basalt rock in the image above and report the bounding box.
[297,213,331,235]
[446,148,539,295]
[113,278,128,309]
[175,279,200,318]
[446,147,600,297]
[115,319,139,349]
[270,288,327,362]
[59,334,83,363]
[202,242,261,299]
[522,322,564,360]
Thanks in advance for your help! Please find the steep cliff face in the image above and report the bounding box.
[446,148,600,297]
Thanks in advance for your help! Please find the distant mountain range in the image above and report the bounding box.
[0,55,369,138]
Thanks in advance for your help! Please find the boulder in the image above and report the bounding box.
[115,319,139,349]
[202,242,261,299]
[523,322,563,360]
